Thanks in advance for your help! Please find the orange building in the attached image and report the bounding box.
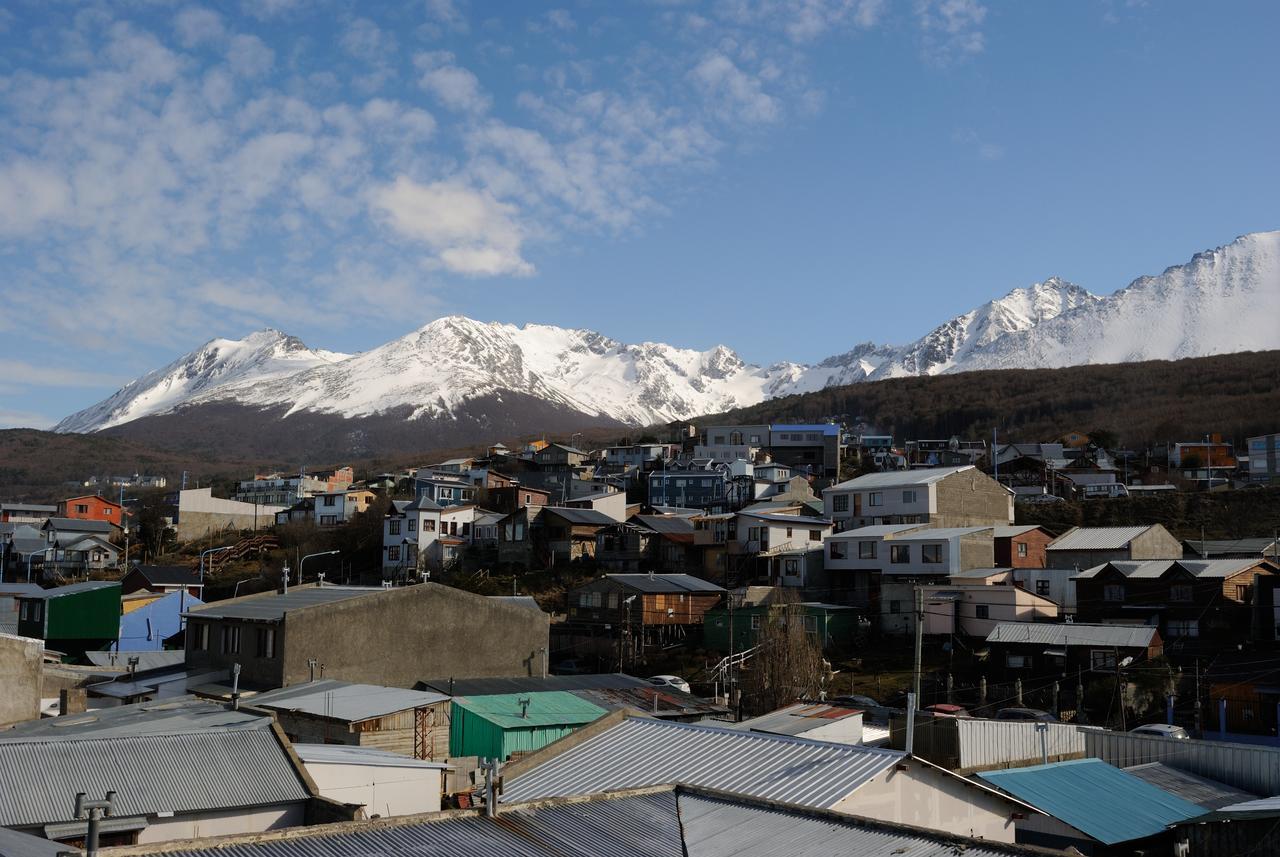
[59,494,123,525]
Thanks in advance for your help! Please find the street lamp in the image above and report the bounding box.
[199,545,236,584]
[299,550,340,586]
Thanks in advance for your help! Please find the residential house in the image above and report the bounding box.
[1074,558,1277,646]
[501,714,1035,843]
[234,468,353,506]
[702,423,771,451]
[1244,432,1280,483]
[413,474,476,507]
[1172,437,1236,487]
[538,507,615,563]
[273,497,314,526]
[58,493,123,525]
[822,466,1013,532]
[994,525,1052,568]
[383,499,479,577]
[902,583,1058,638]
[184,583,550,689]
[313,488,377,527]
[595,515,697,573]
[907,438,988,468]
[38,530,120,579]
[648,460,734,512]
[1045,524,1183,571]
[732,702,866,745]
[483,483,551,515]
[563,488,628,522]
[0,503,55,523]
[533,443,589,469]
[117,588,203,651]
[0,698,318,847]
[977,759,1204,854]
[120,564,204,599]
[823,523,929,605]
[247,680,452,760]
[293,743,448,817]
[1184,537,1280,560]
[826,525,995,608]
[985,622,1162,676]
[1009,567,1081,614]
[767,424,842,477]
[703,592,863,653]
[450,691,607,760]
[0,523,49,582]
[603,443,666,469]
[566,573,725,637]
[16,580,121,657]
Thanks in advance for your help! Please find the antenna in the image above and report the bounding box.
[518,697,531,719]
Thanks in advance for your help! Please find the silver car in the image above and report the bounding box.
[1129,724,1190,739]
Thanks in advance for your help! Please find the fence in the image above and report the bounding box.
[1085,730,1280,796]
[890,715,1094,771]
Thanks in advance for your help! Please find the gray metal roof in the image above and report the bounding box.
[294,743,450,769]
[0,700,310,827]
[85,650,186,670]
[247,680,449,721]
[633,515,696,535]
[156,786,1044,857]
[187,585,382,621]
[986,622,1158,649]
[826,524,929,540]
[502,717,904,807]
[826,465,972,491]
[43,517,116,533]
[1047,525,1157,551]
[1185,538,1280,558]
[993,525,1043,537]
[1076,558,1264,580]
[0,826,66,857]
[20,580,119,600]
[0,583,45,597]
[1124,763,1258,810]
[604,573,725,594]
[419,673,651,696]
[736,512,832,526]
[950,567,1014,580]
[893,526,994,541]
[1,697,272,739]
[543,506,616,526]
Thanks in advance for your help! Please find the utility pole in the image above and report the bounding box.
[912,586,924,708]
[1194,659,1202,736]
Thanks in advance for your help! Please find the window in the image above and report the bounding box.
[387,545,401,561]
[256,628,276,658]
[750,615,762,630]
[408,519,416,532]
[1170,584,1193,602]
[809,530,822,542]
[783,558,800,575]
[786,527,794,538]
[607,593,618,609]
[1091,649,1117,671]
[975,605,989,619]
[75,504,88,514]
[1104,584,1125,602]
[830,542,847,560]
[1017,542,1029,557]
[389,520,401,535]
[1236,584,1254,602]
[1167,619,1199,638]
[191,623,209,651]
[890,544,910,564]
[803,615,818,633]
[19,601,30,621]
[858,541,877,559]
[1035,580,1051,596]
[323,495,337,506]
[221,625,241,655]
[833,494,849,512]
[423,520,436,532]
[1006,654,1031,669]
[889,600,902,614]
[320,515,337,526]
[921,544,942,564]
[902,490,917,504]
[868,492,883,507]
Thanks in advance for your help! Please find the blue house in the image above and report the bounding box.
[117,589,203,651]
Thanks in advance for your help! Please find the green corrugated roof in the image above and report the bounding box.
[454,692,606,729]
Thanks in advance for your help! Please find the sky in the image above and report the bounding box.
[1,0,1278,429]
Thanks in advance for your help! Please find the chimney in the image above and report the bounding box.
[59,688,87,717]
[518,697,530,719]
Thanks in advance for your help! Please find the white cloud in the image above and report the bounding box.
[370,177,533,276]
[227,33,274,77]
[174,7,225,48]
[423,0,469,35]
[0,409,55,430]
[917,0,988,63]
[530,9,577,34]
[418,63,491,113]
[0,161,72,236]
[0,360,125,388]
[690,52,780,124]
[341,17,397,62]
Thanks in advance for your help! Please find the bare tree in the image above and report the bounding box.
[741,591,828,716]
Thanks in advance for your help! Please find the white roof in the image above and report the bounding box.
[294,743,449,770]
[826,524,928,540]
[826,466,972,492]
[892,527,994,541]
[994,525,1042,538]
[1047,526,1158,551]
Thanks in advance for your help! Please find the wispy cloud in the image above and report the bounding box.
[917,0,989,64]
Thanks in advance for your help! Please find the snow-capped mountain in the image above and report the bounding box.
[54,231,1280,443]
[53,330,349,433]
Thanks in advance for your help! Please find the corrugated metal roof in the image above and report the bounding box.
[85,650,186,670]
[826,466,971,491]
[993,525,1043,538]
[977,759,1203,845]
[0,825,66,857]
[826,524,928,540]
[20,580,118,600]
[419,674,650,696]
[43,517,116,533]
[1076,559,1263,580]
[454,692,606,729]
[543,507,616,526]
[1123,763,1258,810]
[1185,538,1280,557]
[950,567,1013,580]
[633,515,696,535]
[605,573,725,593]
[1197,795,1280,821]
[1047,525,1157,551]
[502,717,904,807]
[248,680,449,721]
[986,622,1158,648]
[736,512,832,526]
[892,526,994,541]
[0,722,310,827]
[294,743,450,769]
[2,697,272,739]
[187,585,381,620]
[731,703,861,737]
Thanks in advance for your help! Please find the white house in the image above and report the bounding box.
[294,744,448,818]
[564,490,628,523]
[383,499,480,576]
[824,524,996,606]
[735,511,833,557]
[822,466,1013,531]
[313,489,376,528]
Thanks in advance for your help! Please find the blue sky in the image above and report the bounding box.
[1,0,1277,429]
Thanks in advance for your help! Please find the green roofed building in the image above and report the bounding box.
[450,692,607,760]
[16,581,121,659]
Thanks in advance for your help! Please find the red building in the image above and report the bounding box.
[58,494,123,526]
[994,525,1052,568]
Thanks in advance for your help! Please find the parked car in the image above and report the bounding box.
[1130,724,1190,739]
[648,675,691,693]
[996,708,1058,722]
[829,694,882,711]
[923,703,970,717]
[551,659,590,675]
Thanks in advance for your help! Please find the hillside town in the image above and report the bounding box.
[2,423,1280,856]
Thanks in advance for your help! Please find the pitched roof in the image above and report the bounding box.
[420,673,652,696]
[736,512,832,526]
[731,703,863,738]
[1047,525,1159,551]
[1123,763,1258,810]
[42,517,117,533]
[977,759,1204,845]
[1184,538,1280,558]
[986,622,1159,648]
[604,573,725,594]
[187,585,382,621]
[826,524,929,540]
[248,680,449,722]
[826,465,972,492]
[632,515,696,536]
[892,526,994,541]
[1076,558,1268,580]
[502,717,904,807]
[542,506,616,526]
[994,525,1044,538]
[20,580,119,600]
[293,743,449,770]
[129,564,200,586]
[454,691,606,729]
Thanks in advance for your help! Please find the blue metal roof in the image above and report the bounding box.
[770,424,839,435]
[120,590,203,651]
[977,758,1204,844]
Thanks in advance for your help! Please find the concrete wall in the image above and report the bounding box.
[1130,524,1185,560]
[176,489,284,543]
[281,584,549,688]
[933,470,1014,527]
[135,803,306,844]
[302,760,443,818]
[834,761,1018,843]
[0,633,42,726]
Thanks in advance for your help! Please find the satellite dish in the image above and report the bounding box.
[949,436,960,452]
